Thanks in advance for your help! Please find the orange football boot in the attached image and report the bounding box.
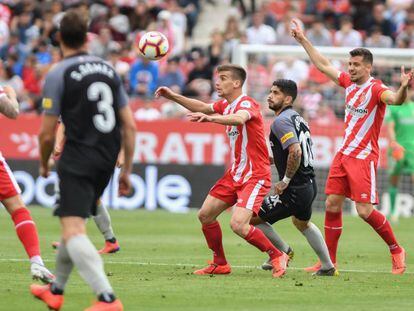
[84,299,124,311]
[98,240,120,254]
[193,261,231,275]
[30,284,64,311]
[304,260,337,272]
[392,247,406,275]
[271,253,289,278]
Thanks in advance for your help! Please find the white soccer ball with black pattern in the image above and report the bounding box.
[138,31,169,61]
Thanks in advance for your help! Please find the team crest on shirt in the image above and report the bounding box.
[240,101,251,108]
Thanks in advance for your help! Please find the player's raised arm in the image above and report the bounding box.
[291,19,340,85]
[0,85,19,119]
[381,66,414,106]
[155,86,213,114]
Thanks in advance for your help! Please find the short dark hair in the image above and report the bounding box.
[272,79,298,102]
[59,10,88,49]
[349,48,373,65]
[217,64,247,86]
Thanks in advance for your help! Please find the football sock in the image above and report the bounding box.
[324,210,342,263]
[54,240,73,291]
[388,186,397,216]
[255,222,290,253]
[202,221,227,265]
[245,225,283,260]
[93,202,115,241]
[302,222,334,270]
[66,235,114,296]
[365,209,402,254]
[11,208,41,260]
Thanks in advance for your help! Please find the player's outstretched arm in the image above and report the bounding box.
[38,115,59,177]
[187,110,249,126]
[0,85,19,119]
[118,105,136,196]
[381,66,414,106]
[155,86,213,114]
[291,19,340,85]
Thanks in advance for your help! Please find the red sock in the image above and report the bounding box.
[324,210,342,263]
[245,226,282,260]
[11,208,40,259]
[202,221,227,265]
[365,209,402,254]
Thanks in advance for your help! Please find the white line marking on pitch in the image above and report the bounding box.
[0,258,412,275]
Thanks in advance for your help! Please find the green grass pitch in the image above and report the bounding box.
[0,207,413,311]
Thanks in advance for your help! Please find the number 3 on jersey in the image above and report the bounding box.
[87,82,115,133]
[299,130,314,168]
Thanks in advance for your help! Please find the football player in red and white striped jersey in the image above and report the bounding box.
[155,64,289,278]
[0,85,54,283]
[291,18,413,274]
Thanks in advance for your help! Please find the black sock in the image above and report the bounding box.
[50,283,64,295]
[98,292,116,303]
[106,237,117,243]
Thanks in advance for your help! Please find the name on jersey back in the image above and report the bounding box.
[70,62,114,81]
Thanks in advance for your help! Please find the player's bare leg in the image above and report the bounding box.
[230,207,288,278]
[356,202,406,274]
[305,194,344,272]
[2,195,54,284]
[292,217,338,276]
[194,195,231,275]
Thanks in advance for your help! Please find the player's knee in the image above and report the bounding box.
[355,204,373,220]
[325,197,342,212]
[197,209,214,224]
[292,217,309,232]
[229,218,247,236]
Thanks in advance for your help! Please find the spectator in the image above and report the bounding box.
[246,12,276,45]
[107,46,130,82]
[257,1,277,29]
[108,5,130,41]
[366,3,396,39]
[0,31,28,76]
[89,27,118,59]
[365,26,393,48]
[0,18,9,50]
[223,15,243,60]
[156,10,184,57]
[334,16,362,47]
[158,57,185,93]
[168,0,187,37]
[35,40,52,66]
[272,57,309,88]
[396,19,414,48]
[247,55,270,101]
[134,100,161,121]
[129,57,159,97]
[129,2,153,31]
[207,29,225,67]
[276,10,301,45]
[22,54,41,111]
[306,17,333,46]
[313,102,338,126]
[179,0,200,37]
[0,62,30,111]
[186,49,213,83]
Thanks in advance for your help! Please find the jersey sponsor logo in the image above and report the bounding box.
[281,132,294,144]
[42,98,53,109]
[345,104,368,117]
[227,129,239,138]
[240,101,251,108]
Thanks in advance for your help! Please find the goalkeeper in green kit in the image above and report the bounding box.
[386,90,414,222]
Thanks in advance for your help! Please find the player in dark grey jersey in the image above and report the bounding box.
[251,79,337,276]
[32,11,136,310]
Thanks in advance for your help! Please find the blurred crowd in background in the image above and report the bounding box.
[0,0,413,122]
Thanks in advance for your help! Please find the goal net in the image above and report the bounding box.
[233,44,414,217]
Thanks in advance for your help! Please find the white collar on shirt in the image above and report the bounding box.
[227,93,246,107]
[356,76,374,88]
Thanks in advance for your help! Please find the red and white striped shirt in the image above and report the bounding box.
[211,94,271,183]
[337,72,389,160]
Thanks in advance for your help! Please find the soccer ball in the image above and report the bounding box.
[138,31,169,61]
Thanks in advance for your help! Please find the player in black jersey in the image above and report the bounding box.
[32,11,136,311]
[251,79,337,276]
